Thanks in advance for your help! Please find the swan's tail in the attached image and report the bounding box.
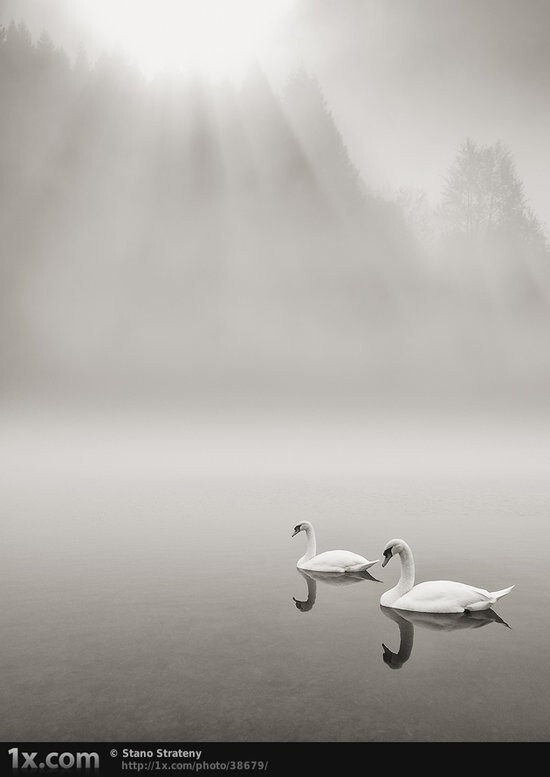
[491,585,515,601]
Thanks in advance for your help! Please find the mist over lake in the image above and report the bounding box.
[1,0,550,745]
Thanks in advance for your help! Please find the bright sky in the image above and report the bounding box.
[43,0,296,79]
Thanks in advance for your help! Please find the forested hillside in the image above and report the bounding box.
[1,22,548,401]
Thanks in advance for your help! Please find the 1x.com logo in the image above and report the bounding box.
[8,748,99,771]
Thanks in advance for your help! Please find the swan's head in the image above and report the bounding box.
[382,538,407,567]
[382,643,405,669]
[292,521,312,538]
[293,596,313,612]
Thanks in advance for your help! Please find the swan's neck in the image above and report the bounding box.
[384,617,414,668]
[304,575,317,608]
[301,526,317,561]
[396,619,414,663]
[396,543,415,595]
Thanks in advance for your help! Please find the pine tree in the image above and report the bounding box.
[74,43,89,75]
[37,30,55,55]
[3,21,33,68]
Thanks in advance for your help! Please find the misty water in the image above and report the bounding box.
[2,410,550,742]
[2,0,550,748]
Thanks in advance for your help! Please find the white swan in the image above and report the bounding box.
[380,538,514,614]
[292,521,378,573]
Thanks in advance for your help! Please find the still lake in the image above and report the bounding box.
[1,412,549,741]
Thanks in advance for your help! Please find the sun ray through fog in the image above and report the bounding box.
[67,0,296,79]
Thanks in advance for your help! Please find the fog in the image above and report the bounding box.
[3,3,550,744]
[295,0,550,229]
[1,1,549,430]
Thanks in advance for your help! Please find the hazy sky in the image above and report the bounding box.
[2,0,549,227]
[296,0,550,227]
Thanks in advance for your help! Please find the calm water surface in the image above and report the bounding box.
[2,463,549,741]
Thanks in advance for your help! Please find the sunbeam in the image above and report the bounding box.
[73,0,296,78]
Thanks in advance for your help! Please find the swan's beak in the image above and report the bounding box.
[292,528,300,537]
[382,550,392,568]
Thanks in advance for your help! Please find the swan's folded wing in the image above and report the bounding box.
[403,581,494,612]
[463,585,493,601]
[309,550,368,568]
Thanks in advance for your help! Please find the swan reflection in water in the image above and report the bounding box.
[381,605,511,669]
[293,568,381,612]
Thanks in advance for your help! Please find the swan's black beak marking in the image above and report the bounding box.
[291,526,301,537]
[382,548,393,568]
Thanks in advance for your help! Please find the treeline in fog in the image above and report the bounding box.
[1,22,549,401]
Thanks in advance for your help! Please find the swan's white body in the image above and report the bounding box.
[293,522,378,574]
[380,539,514,614]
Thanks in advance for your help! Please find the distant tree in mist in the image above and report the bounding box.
[438,138,549,305]
[441,138,546,248]
[283,68,364,215]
